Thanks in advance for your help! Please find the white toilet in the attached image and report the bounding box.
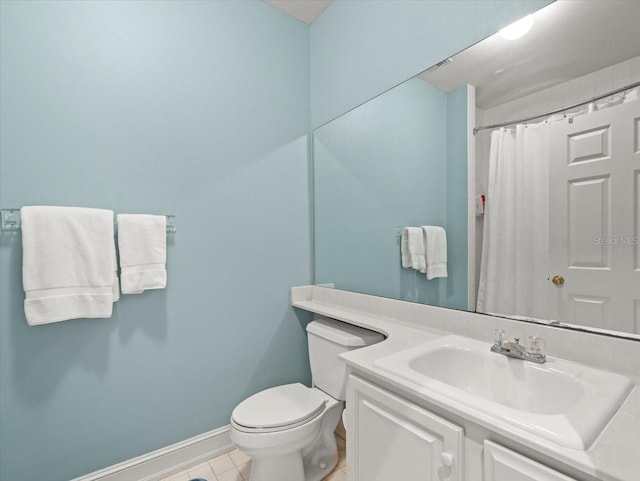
[229,317,384,481]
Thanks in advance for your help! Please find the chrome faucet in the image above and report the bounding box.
[490,330,546,364]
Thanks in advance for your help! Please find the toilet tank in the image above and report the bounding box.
[306,317,384,400]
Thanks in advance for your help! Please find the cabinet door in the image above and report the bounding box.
[484,441,577,481]
[347,375,463,481]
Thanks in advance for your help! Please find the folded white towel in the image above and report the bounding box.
[117,214,167,294]
[422,226,448,280]
[113,249,120,302]
[401,227,426,273]
[21,206,116,325]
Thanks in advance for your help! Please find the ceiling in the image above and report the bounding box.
[263,0,332,24]
[419,0,640,110]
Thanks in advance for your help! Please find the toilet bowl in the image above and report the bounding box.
[229,318,384,481]
[230,384,343,481]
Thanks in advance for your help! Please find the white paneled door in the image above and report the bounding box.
[549,100,640,334]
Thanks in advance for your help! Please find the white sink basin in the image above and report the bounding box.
[374,335,633,450]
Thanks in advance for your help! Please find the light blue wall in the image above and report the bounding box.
[314,78,453,305]
[446,85,470,311]
[310,0,552,128]
[0,2,311,481]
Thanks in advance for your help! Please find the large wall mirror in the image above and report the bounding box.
[313,0,640,340]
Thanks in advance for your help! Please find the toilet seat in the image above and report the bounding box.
[231,383,327,433]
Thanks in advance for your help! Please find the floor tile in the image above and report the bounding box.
[229,448,252,467]
[237,460,252,480]
[216,467,244,481]
[188,461,217,481]
[209,454,236,476]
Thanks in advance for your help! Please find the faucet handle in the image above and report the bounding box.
[527,336,546,356]
[494,329,506,347]
[514,337,520,345]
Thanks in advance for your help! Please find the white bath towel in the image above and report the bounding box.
[401,227,426,273]
[422,226,448,280]
[21,206,117,325]
[117,214,167,294]
[113,249,120,302]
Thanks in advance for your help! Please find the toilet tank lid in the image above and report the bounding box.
[306,318,384,347]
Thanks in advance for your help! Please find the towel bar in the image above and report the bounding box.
[1,209,176,233]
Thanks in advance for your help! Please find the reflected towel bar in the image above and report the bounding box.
[1,209,176,233]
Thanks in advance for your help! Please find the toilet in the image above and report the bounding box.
[229,317,384,481]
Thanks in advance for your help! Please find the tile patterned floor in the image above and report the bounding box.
[161,430,347,481]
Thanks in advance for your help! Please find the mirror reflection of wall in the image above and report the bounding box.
[314,79,469,310]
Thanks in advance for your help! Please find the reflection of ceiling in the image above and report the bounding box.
[419,0,640,110]
[263,0,332,24]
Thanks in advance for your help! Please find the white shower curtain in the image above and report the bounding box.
[476,123,550,320]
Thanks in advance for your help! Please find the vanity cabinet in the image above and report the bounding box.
[346,374,464,481]
[484,441,577,481]
[347,374,585,481]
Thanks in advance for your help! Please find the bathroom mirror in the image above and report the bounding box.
[313,0,640,340]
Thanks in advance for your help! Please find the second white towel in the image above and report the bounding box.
[422,226,448,280]
[117,214,167,294]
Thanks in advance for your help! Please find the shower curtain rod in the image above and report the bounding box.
[473,79,640,135]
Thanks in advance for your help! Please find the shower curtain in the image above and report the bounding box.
[476,123,550,320]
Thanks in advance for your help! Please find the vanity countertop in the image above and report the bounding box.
[291,286,640,481]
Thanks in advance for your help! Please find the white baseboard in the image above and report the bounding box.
[72,425,233,481]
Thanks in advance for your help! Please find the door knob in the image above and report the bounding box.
[552,275,565,286]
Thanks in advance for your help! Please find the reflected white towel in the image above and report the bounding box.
[117,214,167,294]
[422,226,448,280]
[401,227,426,273]
[21,206,116,325]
